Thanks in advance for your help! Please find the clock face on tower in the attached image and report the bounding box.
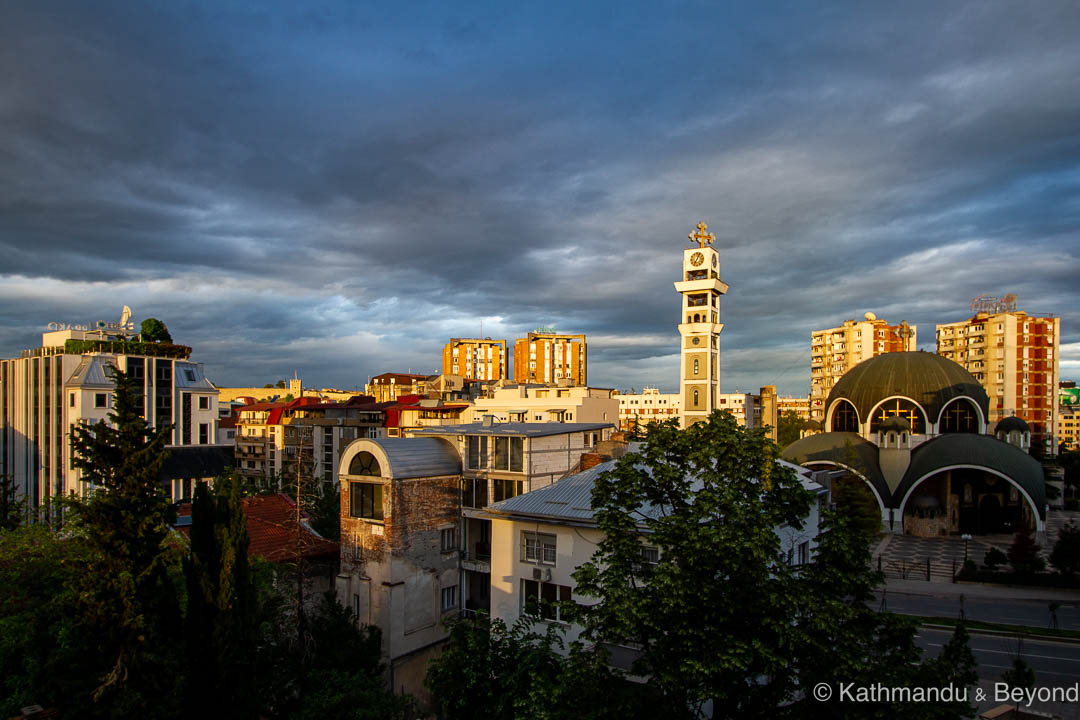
[690,252,704,267]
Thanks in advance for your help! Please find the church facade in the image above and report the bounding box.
[783,351,1046,539]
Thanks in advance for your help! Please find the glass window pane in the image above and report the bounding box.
[495,437,509,470]
[510,437,523,472]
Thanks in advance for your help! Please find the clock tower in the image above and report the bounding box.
[675,222,728,428]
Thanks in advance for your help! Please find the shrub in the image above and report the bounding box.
[983,546,1007,570]
[1050,522,1080,575]
[1007,532,1046,574]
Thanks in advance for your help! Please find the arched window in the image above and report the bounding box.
[940,399,979,433]
[693,358,699,376]
[693,389,699,407]
[349,451,381,476]
[830,400,859,433]
[869,399,925,435]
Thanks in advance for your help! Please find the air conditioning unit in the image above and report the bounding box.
[532,567,552,582]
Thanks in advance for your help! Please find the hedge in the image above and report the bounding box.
[64,339,193,360]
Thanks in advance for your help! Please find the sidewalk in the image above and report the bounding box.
[882,576,1080,604]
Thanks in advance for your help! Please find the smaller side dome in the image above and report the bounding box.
[879,416,911,433]
[802,419,822,431]
[995,416,1030,434]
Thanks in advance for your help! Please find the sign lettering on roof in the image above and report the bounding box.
[970,293,1018,314]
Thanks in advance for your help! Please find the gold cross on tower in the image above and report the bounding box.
[688,221,715,248]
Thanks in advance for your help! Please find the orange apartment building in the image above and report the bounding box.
[937,307,1060,452]
[442,338,508,381]
[513,331,587,385]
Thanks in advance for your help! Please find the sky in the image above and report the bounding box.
[2,1,1078,396]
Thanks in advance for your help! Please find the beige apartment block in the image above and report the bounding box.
[513,332,587,385]
[364,372,430,403]
[443,338,508,381]
[777,395,811,420]
[676,222,728,428]
[937,310,1060,452]
[810,313,916,420]
[462,384,617,426]
[617,387,680,432]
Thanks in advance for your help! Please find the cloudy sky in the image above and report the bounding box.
[2,1,1078,395]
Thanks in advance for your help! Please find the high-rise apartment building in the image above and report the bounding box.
[676,222,728,427]
[442,338,508,381]
[810,313,916,420]
[936,304,1060,452]
[1,320,218,517]
[512,331,586,385]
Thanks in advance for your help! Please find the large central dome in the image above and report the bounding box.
[827,351,989,424]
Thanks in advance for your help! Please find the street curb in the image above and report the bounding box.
[920,623,1080,645]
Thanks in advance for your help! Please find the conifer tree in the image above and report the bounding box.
[184,474,257,718]
[67,364,182,716]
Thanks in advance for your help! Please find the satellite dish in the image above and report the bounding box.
[864,311,877,321]
[120,306,132,325]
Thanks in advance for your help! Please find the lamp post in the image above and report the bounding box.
[962,533,972,562]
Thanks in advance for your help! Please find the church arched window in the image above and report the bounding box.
[939,399,979,433]
[830,400,859,433]
[348,451,381,476]
[869,399,925,435]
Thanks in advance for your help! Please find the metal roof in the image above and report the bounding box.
[898,433,1046,519]
[488,457,824,525]
[827,352,989,425]
[359,437,461,479]
[174,362,216,390]
[782,432,889,504]
[410,421,613,438]
[65,355,116,389]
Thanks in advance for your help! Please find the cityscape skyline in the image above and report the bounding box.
[2,2,1078,395]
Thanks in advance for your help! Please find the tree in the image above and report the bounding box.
[1050,521,1080,575]
[572,413,815,718]
[776,410,803,449]
[184,475,258,718]
[276,380,287,389]
[426,615,646,720]
[1007,532,1046,574]
[983,546,1007,570]
[65,365,183,716]
[0,473,25,530]
[139,317,172,343]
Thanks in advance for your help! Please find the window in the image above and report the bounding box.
[440,527,457,552]
[442,585,458,611]
[348,452,381,476]
[462,477,488,508]
[350,482,384,520]
[467,436,488,469]
[639,545,660,566]
[522,531,556,565]
[797,542,809,565]
[183,369,196,382]
[198,396,210,410]
[94,393,107,409]
[494,436,509,469]
[199,423,209,444]
[494,478,523,503]
[693,358,699,375]
[521,579,572,621]
[69,393,75,407]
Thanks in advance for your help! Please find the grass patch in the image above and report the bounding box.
[907,615,1080,641]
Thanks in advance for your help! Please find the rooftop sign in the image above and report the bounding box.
[970,293,1018,315]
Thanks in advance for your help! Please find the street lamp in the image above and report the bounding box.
[961,533,972,562]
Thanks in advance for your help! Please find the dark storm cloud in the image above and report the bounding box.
[2,1,1079,394]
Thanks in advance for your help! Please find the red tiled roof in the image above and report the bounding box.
[175,493,338,563]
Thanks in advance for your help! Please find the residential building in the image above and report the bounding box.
[364,373,431,403]
[1056,382,1078,450]
[675,222,728,427]
[462,384,617,426]
[234,397,385,486]
[384,397,471,437]
[617,387,680,432]
[810,312,916,421]
[513,331,587,385]
[0,322,218,516]
[777,395,811,420]
[335,420,615,700]
[936,307,1060,453]
[484,456,827,647]
[443,338,508,381]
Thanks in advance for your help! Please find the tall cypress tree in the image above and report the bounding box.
[184,474,257,718]
[67,364,182,716]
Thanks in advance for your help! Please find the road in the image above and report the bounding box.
[919,628,1080,718]
[873,589,1080,631]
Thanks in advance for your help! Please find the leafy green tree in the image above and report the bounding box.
[777,410,803,448]
[184,475,258,718]
[426,615,645,720]
[1007,532,1046,574]
[572,413,815,719]
[310,481,342,541]
[139,317,172,343]
[66,365,183,716]
[0,473,25,530]
[276,380,287,389]
[1001,654,1035,713]
[1050,521,1080,575]
[0,525,93,716]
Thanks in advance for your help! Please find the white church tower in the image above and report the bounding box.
[675,222,728,428]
